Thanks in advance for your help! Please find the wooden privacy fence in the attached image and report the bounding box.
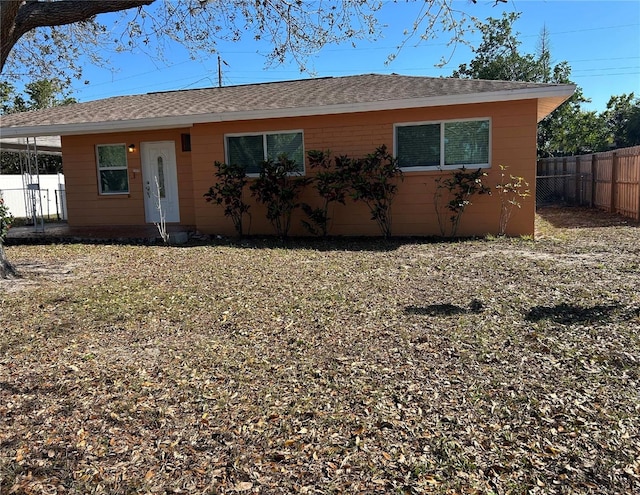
[537,145,640,222]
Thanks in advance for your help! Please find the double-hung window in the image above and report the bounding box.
[395,118,490,171]
[96,144,129,194]
[225,131,304,175]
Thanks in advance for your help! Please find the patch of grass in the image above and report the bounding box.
[1,208,639,494]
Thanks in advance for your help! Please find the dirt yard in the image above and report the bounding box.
[1,207,639,494]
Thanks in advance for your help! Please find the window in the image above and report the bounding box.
[156,156,166,198]
[96,144,129,194]
[226,131,304,175]
[395,118,490,170]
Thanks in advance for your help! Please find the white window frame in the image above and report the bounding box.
[394,117,491,172]
[224,129,305,176]
[96,143,129,195]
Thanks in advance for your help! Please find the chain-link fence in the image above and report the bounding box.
[537,147,640,221]
[536,173,593,207]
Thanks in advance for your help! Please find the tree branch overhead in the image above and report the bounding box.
[1,0,154,71]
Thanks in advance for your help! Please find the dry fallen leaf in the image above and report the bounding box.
[1,208,639,494]
[234,481,253,491]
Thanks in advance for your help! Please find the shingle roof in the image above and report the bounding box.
[0,74,575,137]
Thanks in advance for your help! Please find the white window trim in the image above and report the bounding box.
[224,129,305,176]
[96,143,129,195]
[394,117,491,172]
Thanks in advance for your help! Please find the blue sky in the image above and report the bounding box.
[71,0,639,112]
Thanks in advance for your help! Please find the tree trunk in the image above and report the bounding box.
[1,0,154,72]
[0,242,17,279]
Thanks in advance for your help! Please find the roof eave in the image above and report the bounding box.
[0,84,576,138]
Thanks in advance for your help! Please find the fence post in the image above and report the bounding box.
[590,153,596,207]
[637,151,640,221]
[611,151,618,214]
[575,156,581,204]
[562,157,567,200]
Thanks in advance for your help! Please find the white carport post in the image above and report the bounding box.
[19,137,45,233]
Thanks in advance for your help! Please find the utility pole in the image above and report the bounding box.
[217,55,229,88]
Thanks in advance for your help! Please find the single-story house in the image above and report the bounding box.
[0,74,574,237]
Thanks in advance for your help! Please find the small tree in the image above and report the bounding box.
[341,145,403,238]
[0,195,16,278]
[204,161,250,237]
[434,167,491,237]
[250,155,310,238]
[495,165,530,235]
[152,176,170,244]
[301,150,349,236]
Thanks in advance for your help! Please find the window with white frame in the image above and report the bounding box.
[225,131,304,175]
[96,144,129,194]
[395,118,490,170]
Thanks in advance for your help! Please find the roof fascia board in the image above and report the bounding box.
[0,84,575,138]
[0,120,194,138]
[0,144,62,154]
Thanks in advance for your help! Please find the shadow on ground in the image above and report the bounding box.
[525,302,639,325]
[5,222,470,252]
[406,300,640,325]
[405,299,484,316]
[536,206,638,229]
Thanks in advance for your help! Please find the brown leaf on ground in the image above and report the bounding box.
[1,207,639,494]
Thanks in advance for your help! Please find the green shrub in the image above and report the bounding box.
[0,195,13,243]
[250,155,311,238]
[435,167,491,237]
[0,195,16,278]
[204,161,250,237]
[340,145,403,238]
[301,150,349,236]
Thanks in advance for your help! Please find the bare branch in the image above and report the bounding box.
[1,0,154,71]
[2,1,495,86]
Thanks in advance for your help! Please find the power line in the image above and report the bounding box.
[69,16,640,99]
[77,52,640,94]
[75,64,640,100]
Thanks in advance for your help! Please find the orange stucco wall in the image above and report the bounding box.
[62,129,195,228]
[61,99,538,237]
[191,99,538,237]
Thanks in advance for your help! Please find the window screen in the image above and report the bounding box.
[396,124,441,168]
[226,131,304,175]
[444,120,489,167]
[396,119,490,169]
[227,135,264,175]
[266,132,304,171]
[96,144,129,194]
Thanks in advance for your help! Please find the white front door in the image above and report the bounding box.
[141,141,180,223]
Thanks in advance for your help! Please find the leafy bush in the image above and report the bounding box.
[204,161,250,237]
[250,155,311,238]
[0,195,13,243]
[340,145,403,238]
[205,146,400,239]
[301,150,349,236]
[0,195,16,278]
[435,167,491,237]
